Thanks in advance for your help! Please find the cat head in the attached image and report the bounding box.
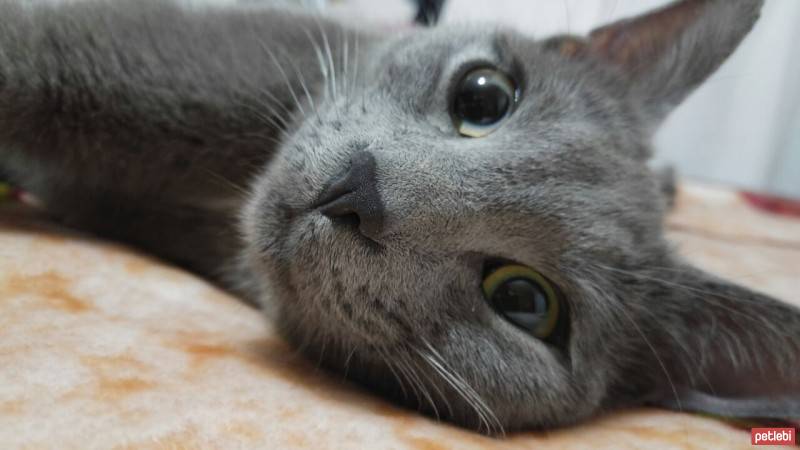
[243,0,799,432]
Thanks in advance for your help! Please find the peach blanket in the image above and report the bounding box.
[1,184,798,449]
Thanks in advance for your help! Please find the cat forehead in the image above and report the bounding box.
[376,26,518,74]
[373,26,613,106]
[366,27,639,146]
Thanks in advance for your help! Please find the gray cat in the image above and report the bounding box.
[1,0,798,433]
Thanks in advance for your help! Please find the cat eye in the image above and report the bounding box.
[482,264,560,340]
[451,67,519,138]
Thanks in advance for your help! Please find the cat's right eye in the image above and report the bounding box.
[451,67,519,138]
[482,264,562,341]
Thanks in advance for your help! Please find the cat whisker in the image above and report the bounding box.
[417,340,505,436]
[201,167,251,199]
[400,350,441,421]
[392,351,425,412]
[342,345,358,380]
[341,29,349,103]
[260,43,306,118]
[377,348,409,401]
[301,26,331,106]
[254,86,295,119]
[407,349,455,420]
[235,100,289,133]
[273,45,319,121]
[234,87,293,126]
[315,330,329,370]
[581,277,684,415]
[416,348,485,431]
[602,296,692,447]
[351,33,361,107]
[313,17,338,104]
[225,130,285,148]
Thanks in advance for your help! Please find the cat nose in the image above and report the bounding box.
[314,151,385,240]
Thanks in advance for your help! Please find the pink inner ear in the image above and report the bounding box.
[588,0,708,70]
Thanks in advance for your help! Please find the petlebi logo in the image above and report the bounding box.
[751,428,796,446]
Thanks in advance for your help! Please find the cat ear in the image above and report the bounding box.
[546,0,764,127]
[636,262,800,419]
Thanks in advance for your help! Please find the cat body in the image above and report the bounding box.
[1,0,798,432]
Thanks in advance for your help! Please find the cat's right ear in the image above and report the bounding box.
[545,0,764,128]
[636,262,800,420]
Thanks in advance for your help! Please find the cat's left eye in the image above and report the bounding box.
[482,264,560,340]
[451,67,519,138]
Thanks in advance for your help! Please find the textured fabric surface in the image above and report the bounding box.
[1,184,798,449]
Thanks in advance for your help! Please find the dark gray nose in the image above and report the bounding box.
[314,151,385,240]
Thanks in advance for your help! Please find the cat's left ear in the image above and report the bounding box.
[638,262,800,420]
[547,0,764,127]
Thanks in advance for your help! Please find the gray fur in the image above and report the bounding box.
[1,0,797,433]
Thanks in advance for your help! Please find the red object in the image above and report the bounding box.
[742,191,800,218]
[751,427,796,446]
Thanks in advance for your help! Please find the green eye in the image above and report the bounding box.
[451,67,518,138]
[482,265,560,339]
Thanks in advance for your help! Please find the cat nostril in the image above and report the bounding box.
[333,212,361,229]
[314,151,385,240]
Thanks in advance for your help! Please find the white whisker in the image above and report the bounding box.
[260,42,306,117]
[315,18,338,103]
[301,27,330,104]
[416,340,505,435]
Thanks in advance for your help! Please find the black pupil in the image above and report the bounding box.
[491,278,548,332]
[453,71,510,125]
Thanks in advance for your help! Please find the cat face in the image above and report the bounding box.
[243,0,799,432]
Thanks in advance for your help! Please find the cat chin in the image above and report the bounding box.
[288,325,598,434]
